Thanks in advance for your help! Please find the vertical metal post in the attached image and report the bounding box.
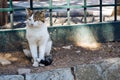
[67,0,70,25]
[9,0,13,28]
[0,0,8,26]
[49,0,52,26]
[84,0,87,23]
[114,0,117,21]
[30,0,33,10]
[100,0,102,22]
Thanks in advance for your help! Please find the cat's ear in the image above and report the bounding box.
[40,10,47,15]
[26,8,33,16]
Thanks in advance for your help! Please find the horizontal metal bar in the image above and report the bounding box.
[0,8,13,12]
[1,3,120,12]
[1,0,120,12]
[0,21,119,31]
[13,4,120,11]
[48,21,120,28]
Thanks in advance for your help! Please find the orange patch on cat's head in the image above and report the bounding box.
[33,10,46,23]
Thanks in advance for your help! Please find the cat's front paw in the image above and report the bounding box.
[32,62,39,67]
[37,58,45,62]
[37,58,41,62]
[39,63,45,67]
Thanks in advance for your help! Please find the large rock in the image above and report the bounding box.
[74,64,103,80]
[101,58,120,80]
[74,58,120,80]
[26,68,74,80]
[17,68,31,75]
[98,58,120,71]
[0,75,24,80]
[0,59,11,66]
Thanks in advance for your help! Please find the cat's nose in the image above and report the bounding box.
[31,23,33,26]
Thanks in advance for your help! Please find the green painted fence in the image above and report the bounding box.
[0,0,120,26]
[0,0,120,51]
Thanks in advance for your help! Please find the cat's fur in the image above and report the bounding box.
[24,8,52,67]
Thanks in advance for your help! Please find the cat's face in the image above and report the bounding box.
[26,8,46,27]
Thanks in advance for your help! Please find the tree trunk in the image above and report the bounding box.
[117,0,120,15]
[0,0,8,26]
[112,0,120,16]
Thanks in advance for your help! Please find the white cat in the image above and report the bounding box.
[24,8,52,67]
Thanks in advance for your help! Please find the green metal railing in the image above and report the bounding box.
[0,0,120,28]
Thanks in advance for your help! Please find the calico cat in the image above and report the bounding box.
[23,8,52,67]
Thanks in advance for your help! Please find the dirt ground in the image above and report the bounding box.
[0,41,120,75]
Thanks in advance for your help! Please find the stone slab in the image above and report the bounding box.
[0,75,24,80]
[26,68,74,80]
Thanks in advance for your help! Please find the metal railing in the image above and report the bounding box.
[0,0,120,28]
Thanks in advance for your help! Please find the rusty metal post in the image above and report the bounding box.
[0,0,8,26]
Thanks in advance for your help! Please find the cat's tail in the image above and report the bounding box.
[23,49,32,57]
[22,41,32,57]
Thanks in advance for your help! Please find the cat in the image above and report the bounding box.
[23,8,52,67]
[22,40,53,66]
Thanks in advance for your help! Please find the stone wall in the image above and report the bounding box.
[1,58,120,80]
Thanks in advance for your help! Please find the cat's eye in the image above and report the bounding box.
[34,20,36,22]
[28,19,31,21]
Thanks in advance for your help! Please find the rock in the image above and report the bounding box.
[98,58,120,71]
[26,68,74,80]
[18,68,31,75]
[1,58,120,80]
[73,58,120,80]
[102,58,120,80]
[62,45,72,49]
[75,50,81,53]
[0,75,24,80]
[0,59,11,66]
[74,64,103,80]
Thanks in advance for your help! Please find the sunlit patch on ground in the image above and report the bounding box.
[75,42,101,50]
